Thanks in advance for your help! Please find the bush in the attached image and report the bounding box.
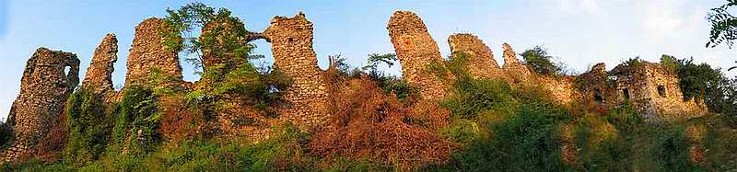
[520,46,563,76]
[111,86,162,155]
[442,78,515,119]
[64,88,112,166]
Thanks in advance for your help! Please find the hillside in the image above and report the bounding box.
[1,3,737,171]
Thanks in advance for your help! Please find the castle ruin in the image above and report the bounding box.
[0,10,709,163]
[262,12,329,130]
[1,48,79,162]
[123,18,184,89]
[82,33,118,102]
[388,11,449,101]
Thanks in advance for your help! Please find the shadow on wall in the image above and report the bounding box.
[0,0,6,38]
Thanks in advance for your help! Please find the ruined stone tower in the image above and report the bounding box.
[1,48,79,162]
[263,12,329,130]
[82,33,118,101]
[387,11,448,101]
[448,33,504,79]
[124,18,183,88]
[611,62,707,120]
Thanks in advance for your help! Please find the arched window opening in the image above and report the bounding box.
[657,85,667,97]
[594,89,604,103]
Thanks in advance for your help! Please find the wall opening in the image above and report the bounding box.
[594,89,604,104]
[622,88,630,100]
[64,66,71,78]
[657,85,667,97]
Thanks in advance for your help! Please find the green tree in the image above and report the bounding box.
[659,55,737,119]
[520,46,562,75]
[707,0,737,70]
[164,3,291,115]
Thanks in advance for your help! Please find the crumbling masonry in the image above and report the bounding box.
[0,10,710,163]
[448,33,505,79]
[262,12,329,130]
[388,11,449,101]
[82,33,118,102]
[1,48,79,163]
[124,18,184,89]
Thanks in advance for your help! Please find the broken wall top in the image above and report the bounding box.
[82,33,118,95]
[387,11,448,101]
[123,18,183,88]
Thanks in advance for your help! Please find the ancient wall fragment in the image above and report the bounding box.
[123,18,183,88]
[448,33,504,79]
[263,12,329,130]
[82,33,118,100]
[501,43,531,83]
[1,48,80,163]
[576,63,618,109]
[387,11,448,101]
[611,62,707,120]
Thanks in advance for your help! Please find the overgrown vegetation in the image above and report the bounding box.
[660,55,737,121]
[7,2,737,171]
[163,2,291,116]
[520,45,565,76]
[64,88,112,166]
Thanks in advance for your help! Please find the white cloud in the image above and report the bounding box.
[558,0,600,15]
[642,1,685,40]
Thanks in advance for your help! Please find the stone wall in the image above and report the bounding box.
[448,33,505,79]
[82,33,118,102]
[123,18,183,89]
[611,62,707,120]
[577,63,619,109]
[388,11,448,101]
[501,43,532,84]
[1,48,79,163]
[263,12,329,130]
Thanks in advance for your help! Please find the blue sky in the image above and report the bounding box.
[0,0,735,120]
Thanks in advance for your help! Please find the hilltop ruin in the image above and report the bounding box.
[0,10,708,163]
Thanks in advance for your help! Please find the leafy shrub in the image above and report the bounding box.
[64,88,112,166]
[111,86,162,155]
[520,45,563,76]
[655,126,698,170]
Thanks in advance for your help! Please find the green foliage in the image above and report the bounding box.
[359,53,416,100]
[520,45,562,75]
[706,0,737,70]
[659,55,737,120]
[165,3,291,117]
[442,79,514,119]
[705,78,737,120]
[362,53,398,75]
[660,55,723,101]
[64,88,112,166]
[111,86,162,155]
[707,0,737,49]
[654,126,694,170]
[0,120,10,147]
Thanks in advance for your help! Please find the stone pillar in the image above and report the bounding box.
[263,12,328,130]
[448,33,502,79]
[387,11,447,101]
[123,18,183,88]
[501,43,531,83]
[1,48,79,162]
[82,33,118,101]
